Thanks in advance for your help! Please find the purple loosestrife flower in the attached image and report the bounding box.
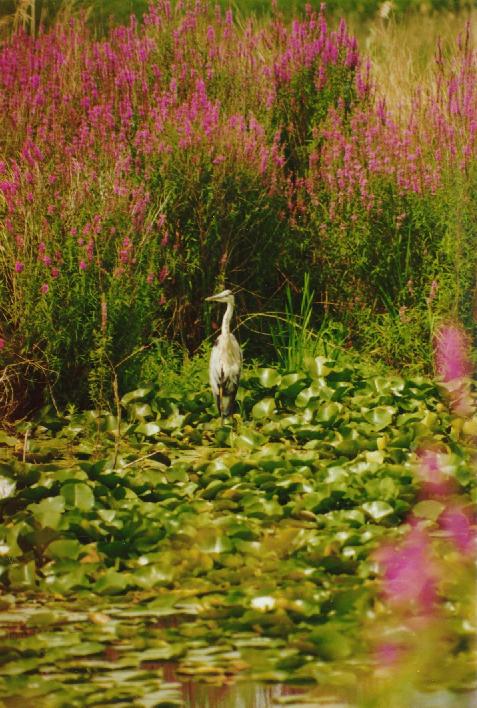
[440,506,476,556]
[50,267,60,278]
[374,526,438,613]
[40,283,49,294]
[435,323,472,382]
[14,261,24,273]
[79,260,87,271]
[416,447,453,498]
[0,338,5,349]
[435,322,474,415]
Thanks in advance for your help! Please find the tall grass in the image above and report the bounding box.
[0,0,476,414]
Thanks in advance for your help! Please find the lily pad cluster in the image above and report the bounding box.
[0,356,475,703]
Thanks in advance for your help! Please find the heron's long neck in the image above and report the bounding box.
[221,301,234,336]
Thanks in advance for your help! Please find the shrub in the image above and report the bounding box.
[0,1,476,414]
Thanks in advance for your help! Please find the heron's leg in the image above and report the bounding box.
[218,384,223,425]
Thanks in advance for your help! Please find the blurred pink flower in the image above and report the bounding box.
[79,260,87,270]
[50,267,60,278]
[375,641,404,668]
[440,506,475,556]
[42,255,52,266]
[146,273,154,284]
[0,338,5,349]
[435,323,472,382]
[15,261,24,273]
[375,527,437,613]
[416,447,453,497]
[40,283,49,294]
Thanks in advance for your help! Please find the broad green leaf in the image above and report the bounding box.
[94,569,131,594]
[128,403,153,420]
[279,373,306,397]
[361,501,394,520]
[8,560,36,589]
[46,539,82,560]
[412,500,445,521]
[230,429,267,450]
[28,496,65,528]
[306,356,332,378]
[258,368,281,388]
[315,402,341,424]
[61,482,95,512]
[121,387,152,405]
[295,382,322,408]
[251,397,276,420]
[135,422,160,437]
[363,406,395,431]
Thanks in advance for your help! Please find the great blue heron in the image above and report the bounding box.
[205,289,242,423]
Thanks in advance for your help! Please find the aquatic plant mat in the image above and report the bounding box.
[0,357,475,706]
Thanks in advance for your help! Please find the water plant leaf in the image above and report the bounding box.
[60,482,95,512]
[28,496,65,529]
[251,398,276,420]
[361,501,394,520]
[258,368,281,388]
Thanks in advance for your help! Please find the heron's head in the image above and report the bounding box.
[205,289,235,305]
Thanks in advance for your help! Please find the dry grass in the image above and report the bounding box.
[352,9,477,114]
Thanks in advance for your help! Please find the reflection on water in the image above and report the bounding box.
[178,682,307,708]
[167,675,477,708]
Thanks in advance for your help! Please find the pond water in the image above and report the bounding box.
[165,676,477,708]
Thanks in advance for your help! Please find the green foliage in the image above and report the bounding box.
[270,274,344,371]
[0,357,475,700]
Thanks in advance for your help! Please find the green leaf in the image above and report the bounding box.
[61,482,95,512]
[94,569,131,594]
[258,368,281,388]
[309,625,352,660]
[231,429,267,450]
[412,500,445,521]
[46,539,82,560]
[251,398,276,420]
[121,387,152,405]
[315,402,341,425]
[135,422,160,437]
[128,403,153,420]
[28,496,65,529]
[363,406,395,431]
[306,356,332,378]
[361,501,394,520]
[8,560,37,589]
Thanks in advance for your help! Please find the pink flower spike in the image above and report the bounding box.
[50,267,60,278]
[375,641,405,668]
[40,283,49,294]
[15,262,24,273]
[79,260,87,271]
[374,527,437,613]
[0,338,5,350]
[440,506,475,556]
[146,273,154,285]
[435,323,472,382]
[416,447,453,497]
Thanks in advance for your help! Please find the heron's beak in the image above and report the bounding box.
[205,294,220,302]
